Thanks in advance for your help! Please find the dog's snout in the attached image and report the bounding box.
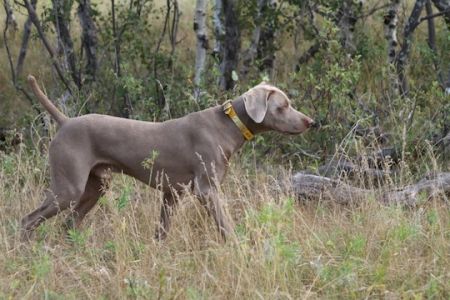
[302,118,315,129]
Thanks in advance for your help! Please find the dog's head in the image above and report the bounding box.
[243,83,315,134]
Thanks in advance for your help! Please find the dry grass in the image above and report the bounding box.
[0,145,449,299]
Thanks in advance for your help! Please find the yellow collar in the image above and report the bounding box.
[222,100,254,141]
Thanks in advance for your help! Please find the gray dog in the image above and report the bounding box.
[21,75,314,240]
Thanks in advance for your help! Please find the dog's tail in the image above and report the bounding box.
[27,75,68,125]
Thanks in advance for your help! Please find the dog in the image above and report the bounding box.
[21,75,314,240]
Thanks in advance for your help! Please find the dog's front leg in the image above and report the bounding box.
[194,177,233,240]
[154,192,177,240]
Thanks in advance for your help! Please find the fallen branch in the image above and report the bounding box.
[292,172,450,206]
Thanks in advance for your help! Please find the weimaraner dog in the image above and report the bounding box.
[21,75,314,240]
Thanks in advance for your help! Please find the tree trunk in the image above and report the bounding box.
[16,0,37,79]
[384,0,401,96]
[77,0,98,82]
[51,0,80,88]
[3,0,18,31]
[219,0,240,90]
[193,0,208,100]
[425,0,446,86]
[168,0,180,66]
[395,0,427,97]
[336,0,363,54]
[241,0,277,78]
[256,0,277,77]
[241,0,264,78]
[212,0,224,63]
[23,0,73,94]
[431,0,450,93]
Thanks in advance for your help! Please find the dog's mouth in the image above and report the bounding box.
[282,129,305,135]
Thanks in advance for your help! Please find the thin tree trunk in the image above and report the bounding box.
[295,42,321,72]
[3,0,17,31]
[153,0,171,110]
[430,0,450,92]
[3,0,40,114]
[431,0,450,29]
[111,0,132,118]
[23,0,73,94]
[395,0,427,97]
[336,0,363,54]
[425,0,445,86]
[168,0,180,66]
[51,0,80,88]
[256,0,277,77]
[295,2,322,71]
[193,0,208,100]
[15,0,37,79]
[77,0,98,82]
[212,0,224,63]
[241,0,264,77]
[384,0,401,96]
[219,0,240,90]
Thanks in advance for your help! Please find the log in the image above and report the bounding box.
[292,172,450,206]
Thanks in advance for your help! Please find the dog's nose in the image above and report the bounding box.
[310,120,319,128]
[303,118,316,128]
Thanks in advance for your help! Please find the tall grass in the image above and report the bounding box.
[0,145,449,299]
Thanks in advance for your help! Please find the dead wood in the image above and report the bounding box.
[292,172,450,206]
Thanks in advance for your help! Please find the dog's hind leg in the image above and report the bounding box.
[64,174,106,230]
[20,161,90,238]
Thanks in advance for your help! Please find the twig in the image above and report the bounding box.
[357,3,390,19]
[419,7,450,23]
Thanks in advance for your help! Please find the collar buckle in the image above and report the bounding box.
[222,100,254,141]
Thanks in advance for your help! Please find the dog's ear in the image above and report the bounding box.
[243,87,273,123]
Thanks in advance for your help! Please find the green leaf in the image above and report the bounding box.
[231,70,239,82]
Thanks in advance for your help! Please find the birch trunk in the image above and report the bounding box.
[3,0,18,31]
[384,0,401,96]
[193,0,208,100]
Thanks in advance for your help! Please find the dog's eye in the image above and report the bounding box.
[277,106,286,113]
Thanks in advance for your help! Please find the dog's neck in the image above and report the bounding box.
[212,96,269,161]
[231,96,268,135]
